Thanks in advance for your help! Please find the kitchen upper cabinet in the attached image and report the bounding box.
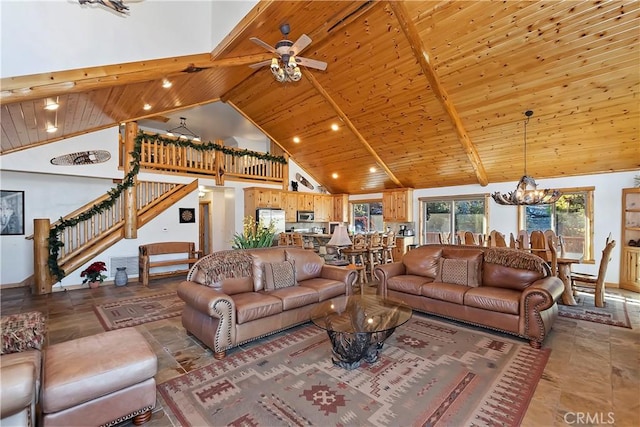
[331,194,349,222]
[382,188,413,222]
[314,195,331,222]
[297,193,314,211]
[283,192,298,222]
[244,187,282,218]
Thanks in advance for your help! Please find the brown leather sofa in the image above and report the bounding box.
[374,245,564,348]
[178,247,358,359]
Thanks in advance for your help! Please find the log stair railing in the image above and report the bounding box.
[32,180,198,293]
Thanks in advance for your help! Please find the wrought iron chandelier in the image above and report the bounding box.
[166,117,200,142]
[491,110,561,206]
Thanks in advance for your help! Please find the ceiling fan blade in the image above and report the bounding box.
[250,37,278,54]
[296,56,328,71]
[249,60,272,69]
[290,34,312,56]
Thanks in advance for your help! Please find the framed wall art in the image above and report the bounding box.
[1,190,25,235]
[179,208,195,223]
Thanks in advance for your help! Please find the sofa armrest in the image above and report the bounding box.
[374,262,407,297]
[177,281,236,318]
[320,265,358,295]
[519,276,565,345]
[0,361,36,419]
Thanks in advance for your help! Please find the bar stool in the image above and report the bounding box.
[381,231,396,263]
[278,233,291,246]
[342,246,368,292]
[367,232,383,282]
[291,233,304,248]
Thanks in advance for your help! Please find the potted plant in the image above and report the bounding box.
[232,216,276,249]
[81,261,107,288]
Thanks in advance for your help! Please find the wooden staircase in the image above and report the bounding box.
[32,179,199,293]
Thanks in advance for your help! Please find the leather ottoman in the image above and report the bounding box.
[41,327,157,426]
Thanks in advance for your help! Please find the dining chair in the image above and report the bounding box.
[509,232,517,249]
[571,239,616,307]
[530,230,551,262]
[463,231,477,245]
[425,232,441,244]
[438,232,450,244]
[517,230,530,250]
[489,230,507,247]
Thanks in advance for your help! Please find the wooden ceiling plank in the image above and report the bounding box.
[303,70,403,188]
[389,1,489,187]
[0,53,272,106]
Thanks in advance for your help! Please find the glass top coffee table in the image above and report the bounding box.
[310,295,412,370]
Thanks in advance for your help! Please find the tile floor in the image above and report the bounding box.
[1,278,639,426]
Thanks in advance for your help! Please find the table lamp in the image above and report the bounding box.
[327,225,353,260]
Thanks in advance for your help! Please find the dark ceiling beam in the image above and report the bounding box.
[389,1,489,187]
[304,71,404,188]
[0,53,273,105]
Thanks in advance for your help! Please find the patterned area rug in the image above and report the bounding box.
[158,315,550,427]
[93,292,184,331]
[558,289,632,329]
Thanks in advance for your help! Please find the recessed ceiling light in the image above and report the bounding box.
[44,99,59,111]
[293,136,300,143]
[143,103,152,110]
[162,79,172,88]
[369,167,377,173]
[332,173,339,179]
[331,123,339,131]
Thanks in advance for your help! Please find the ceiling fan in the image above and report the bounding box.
[249,24,327,82]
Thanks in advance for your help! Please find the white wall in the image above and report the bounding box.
[1,0,258,77]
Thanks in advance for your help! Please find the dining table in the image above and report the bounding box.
[556,252,583,306]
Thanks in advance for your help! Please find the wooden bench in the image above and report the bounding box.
[138,242,201,287]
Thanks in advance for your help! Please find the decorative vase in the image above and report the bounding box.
[114,267,128,286]
[89,281,100,289]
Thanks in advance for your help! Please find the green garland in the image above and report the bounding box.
[48,132,287,281]
[139,133,287,164]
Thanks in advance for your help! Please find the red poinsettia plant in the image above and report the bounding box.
[81,261,107,284]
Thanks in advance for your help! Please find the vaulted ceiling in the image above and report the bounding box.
[1,1,639,194]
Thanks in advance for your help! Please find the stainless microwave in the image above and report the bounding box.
[297,211,314,222]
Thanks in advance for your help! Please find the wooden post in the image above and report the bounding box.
[34,218,53,295]
[124,122,138,239]
[214,142,224,186]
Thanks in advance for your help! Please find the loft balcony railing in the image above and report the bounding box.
[122,132,287,186]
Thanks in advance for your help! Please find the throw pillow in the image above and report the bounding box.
[263,260,297,291]
[434,258,481,287]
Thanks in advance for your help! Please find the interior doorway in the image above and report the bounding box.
[199,200,211,256]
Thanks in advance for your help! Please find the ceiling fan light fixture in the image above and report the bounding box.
[491,110,562,206]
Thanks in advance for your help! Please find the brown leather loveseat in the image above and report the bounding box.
[374,245,564,348]
[178,247,358,359]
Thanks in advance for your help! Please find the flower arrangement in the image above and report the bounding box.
[80,261,107,284]
[232,216,276,249]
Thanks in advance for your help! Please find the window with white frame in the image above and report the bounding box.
[518,187,594,262]
[420,195,489,244]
